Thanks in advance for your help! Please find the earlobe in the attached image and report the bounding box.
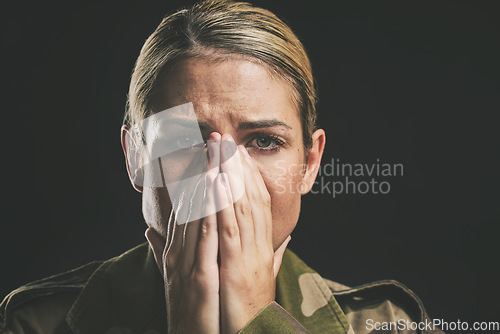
[300,129,326,195]
[121,125,144,193]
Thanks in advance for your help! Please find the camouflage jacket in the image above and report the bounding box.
[1,243,443,334]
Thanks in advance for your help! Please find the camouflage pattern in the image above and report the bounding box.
[1,243,443,333]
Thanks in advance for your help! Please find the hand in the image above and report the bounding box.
[216,134,291,334]
[146,132,291,334]
[145,133,222,334]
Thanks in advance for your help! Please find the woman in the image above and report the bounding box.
[0,1,442,333]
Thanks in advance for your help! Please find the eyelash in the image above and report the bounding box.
[173,133,286,152]
[247,134,286,152]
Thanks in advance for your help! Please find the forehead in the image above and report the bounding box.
[152,57,299,124]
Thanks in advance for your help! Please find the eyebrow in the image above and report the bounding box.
[165,118,210,130]
[238,120,292,130]
[165,118,292,131]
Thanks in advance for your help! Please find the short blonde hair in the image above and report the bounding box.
[125,0,317,148]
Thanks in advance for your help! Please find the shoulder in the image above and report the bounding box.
[323,278,444,334]
[0,261,102,334]
[1,243,159,334]
[278,249,444,333]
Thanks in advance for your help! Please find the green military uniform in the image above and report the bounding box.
[1,243,443,333]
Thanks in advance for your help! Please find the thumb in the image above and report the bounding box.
[145,227,167,275]
[273,235,291,279]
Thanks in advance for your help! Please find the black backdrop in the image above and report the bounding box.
[2,0,499,325]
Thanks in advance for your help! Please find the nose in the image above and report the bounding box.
[205,117,240,144]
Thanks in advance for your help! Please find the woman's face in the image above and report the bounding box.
[127,57,324,249]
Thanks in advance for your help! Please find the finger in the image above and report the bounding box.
[165,204,176,249]
[220,137,254,251]
[169,153,207,225]
[273,235,291,278]
[207,132,221,173]
[165,210,185,268]
[182,220,201,273]
[205,132,221,216]
[145,227,167,275]
[195,172,219,272]
[184,171,206,223]
[220,134,244,202]
[182,173,213,273]
[215,173,242,266]
[172,135,220,272]
[232,193,255,251]
[239,146,273,250]
[167,151,206,256]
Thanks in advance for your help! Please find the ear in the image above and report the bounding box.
[121,125,143,192]
[299,129,326,195]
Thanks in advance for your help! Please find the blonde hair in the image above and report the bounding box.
[125,0,317,148]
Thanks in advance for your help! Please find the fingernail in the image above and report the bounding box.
[210,131,221,140]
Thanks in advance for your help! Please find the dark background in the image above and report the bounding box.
[2,0,499,325]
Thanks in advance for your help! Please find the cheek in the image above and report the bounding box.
[142,187,172,238]
[259,157,305,248]
[143,150,210,236]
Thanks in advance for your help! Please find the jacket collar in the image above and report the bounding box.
[66,243,349,333]
[276,249,351,333]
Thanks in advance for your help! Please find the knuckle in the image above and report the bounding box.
[191,269,217,295]
[236,199,252,216]
[190,270,206,285]
[199,220,213,237]
[222,223,239,239]
[248,191,261,204]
